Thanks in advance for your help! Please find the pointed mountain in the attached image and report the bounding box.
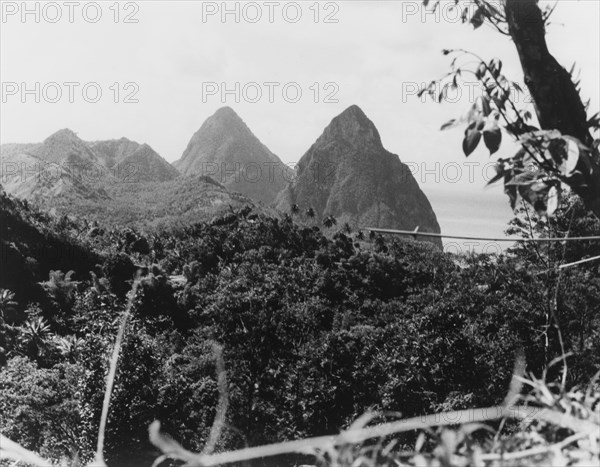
[88,137,141,168]
[89,138,179,182]
[115,143,179,183]
[29,128,99,166]
[275,105,442,247]
[174,107,290,204]
[1,129,110,202]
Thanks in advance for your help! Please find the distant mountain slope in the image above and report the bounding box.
[0,142,41,159]
[29,129,98,166]
[275,105,442,247]
[1,130,179,203]
[50,174,273,230]
[1,129,266,229]
[1,140,110,202]
[88,137,141,168]
[174,107,290,205]
[114,143,179,183]
[89,138,179,182]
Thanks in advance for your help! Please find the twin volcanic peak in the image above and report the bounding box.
[174,106,290,205]
[275,105,442,247]
[1,106,441,244]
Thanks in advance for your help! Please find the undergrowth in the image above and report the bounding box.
[1,280,598,467]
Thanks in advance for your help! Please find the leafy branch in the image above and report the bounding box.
[420,47,599,218]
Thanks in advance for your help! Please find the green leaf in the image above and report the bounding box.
[483,114,502,154]
[461,7,469,23]
[483,128,502,154]
[440,119,457,131]
[477,96,492,116]
[486,162,506,186]
[463,123,481,156]
[475,63,487,79]
[470,7,485,29]
[489,58,502,77]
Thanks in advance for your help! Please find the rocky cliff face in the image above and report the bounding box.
[275,105,442,247]
[174,107,290,205]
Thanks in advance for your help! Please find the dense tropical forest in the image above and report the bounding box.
[1,186,599,466]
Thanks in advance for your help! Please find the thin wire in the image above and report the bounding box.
[363,227,600,244]
[558,254,600,270]
[366,225,600,272]
[93,278,141,466]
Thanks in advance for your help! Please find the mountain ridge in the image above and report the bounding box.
[2,106,441,242]
[174,106,290,205]
[275,105,442,247]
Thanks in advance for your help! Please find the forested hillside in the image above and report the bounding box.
[1,188,598,466]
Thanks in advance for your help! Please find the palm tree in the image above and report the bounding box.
[356,231,365,241]
[43,270,77,307]
[0,289,17,323]
[18,316,53,358]
[305,207,315,219]
[55,334,84,358]
[323,215,337,229]
[290,204,300,216]
[343,223,352,234]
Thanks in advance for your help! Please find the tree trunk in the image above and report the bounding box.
[505,0,600,219]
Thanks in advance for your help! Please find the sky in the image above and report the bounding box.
[1,0,599,251]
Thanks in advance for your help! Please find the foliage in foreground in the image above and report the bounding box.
[0,191,599,465]
[147,365,600,467]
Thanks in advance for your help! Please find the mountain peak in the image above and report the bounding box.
[174,108,289,204]
[275,106,441,247]
[338,104,368,121]
[31,128,97,165]
[214,106,238,117]
[320,105,382,147]
[206,106,249,133]
[45,128,80,142]
[117,142,179,182]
